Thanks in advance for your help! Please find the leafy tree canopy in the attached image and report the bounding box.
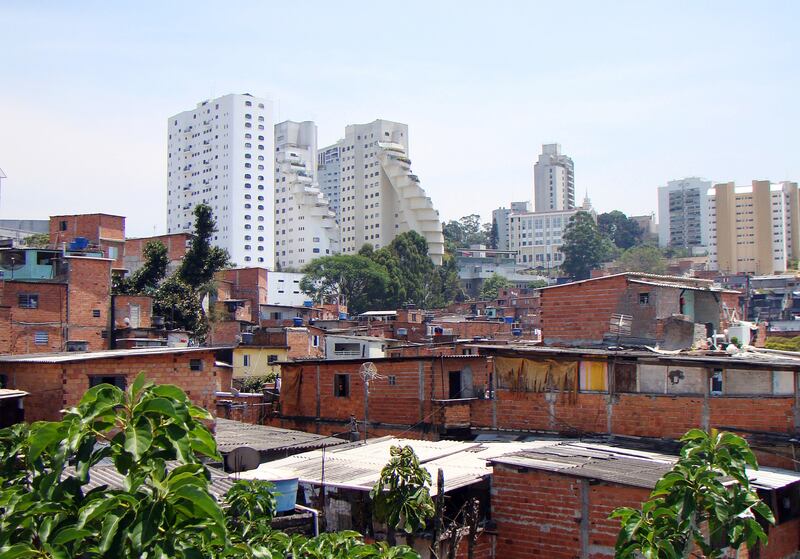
[598,210,643,250]
[153,275,207,336]
[370,445,435,543]
[612,428,773,558]
[617,245,668,274]
[22,232,50,248]
[560,211,610,280]
[480,273,511,300]
[0,376,420,559]
[114,240,169,295]
[442,214,492,252]
[300,254,390,314]
[178,204,231,290]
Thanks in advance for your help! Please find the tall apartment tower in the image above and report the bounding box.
[708,180,800,274]
[167,93,274,268]
[319,119,444,264]
[492,201,531,251]
[657,177,711,250]
[274,121,338,270]
[317,144,342,223]
[533,143,575,212]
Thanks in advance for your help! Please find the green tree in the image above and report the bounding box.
[442,214,491,251]
[598,210,643,250]
[387,231,435,306]
[178,204,231,290]
[560,211,609,280]
[22,232,50,248]
[153,275,207,336]
[480,273,510,300]
[611,429,774,559]
[617,245,668,274]
[488,219,499,249]
[300,254,389,314]
[370,445,435,546]
[114,240,169,295]
[0,376,420,559]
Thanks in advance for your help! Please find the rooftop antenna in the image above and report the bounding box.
[359,361,382,442]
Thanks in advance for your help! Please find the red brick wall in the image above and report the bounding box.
[541,275,628,345]
[492,465,648,559]
[286,329,324,359]
[125,234,190,262]
[758,517,800,559]
[3,351,218,422]
[114,295,153,329]
[279,357,490,432]
[0,281,66,353]
[66,257,112,351]
[207,320,242,346]
[221,268,268,323]
[50,214,126,267]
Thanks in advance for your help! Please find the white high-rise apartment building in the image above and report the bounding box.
[657,177,711,250]
[533,143,575,212]
[508,198,594,275]
[167,93,274,268]
[274,121,338,270]
[317,145,342,223]
[319,119,444,264]
[492,201,531,251]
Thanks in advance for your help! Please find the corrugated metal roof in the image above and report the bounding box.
[750,467,800,490]
[489,442,678,488]
[214,418,346,453]
[628,279,739,294]
[63,463,235,500]
[0,346,233,364]
[237,437,565,493]
[0,388,28,400]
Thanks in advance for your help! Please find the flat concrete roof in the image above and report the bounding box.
[0,346,233,364]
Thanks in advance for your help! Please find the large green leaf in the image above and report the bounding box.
[124,423,153,461]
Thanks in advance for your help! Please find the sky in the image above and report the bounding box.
[0,1,798,237]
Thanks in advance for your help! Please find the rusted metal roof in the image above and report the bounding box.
[0,346,233,364]
[0,388,28,400]
[214,418,346,454]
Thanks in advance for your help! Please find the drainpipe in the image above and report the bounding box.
[109,293,116,349]
[294,504,320,536]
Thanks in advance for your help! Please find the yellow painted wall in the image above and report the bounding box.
[233,347,288,379]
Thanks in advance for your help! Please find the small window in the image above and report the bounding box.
[59,220,67,231]
[18,294,38,309]
[89,375,126,389]
[243,354,251,367]
[34,331,48,345]
[638,292,650,305]
[92,309,101,318]
[189,359,203,371]
[710,369,723,395]
[267,354,278,364]
[388,375,397,386]
[312,335,319,347]
[334,374,350,397]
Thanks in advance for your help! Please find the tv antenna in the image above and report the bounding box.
[359,362,382,442]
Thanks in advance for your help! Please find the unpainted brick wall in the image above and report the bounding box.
[0,281,66,353]
[4,351,218,422]
[491,465,647,559]
[66,257,112,351]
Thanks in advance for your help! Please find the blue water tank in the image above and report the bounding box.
[338,312,348,320]
[292,317,303,327]
[69,237,89,251]
[504,316,514,324]
[303,300,313,308]
[512,328,522,336]
[272,477,299,512]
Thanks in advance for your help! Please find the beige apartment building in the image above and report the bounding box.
[708,180,800,274]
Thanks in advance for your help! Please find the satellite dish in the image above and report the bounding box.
[225,446,261,473]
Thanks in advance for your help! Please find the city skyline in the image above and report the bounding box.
[0,1,798,237]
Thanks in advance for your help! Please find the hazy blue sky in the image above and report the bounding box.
[0,1,797,236]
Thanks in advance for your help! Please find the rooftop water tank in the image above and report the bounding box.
[292,316,303,327]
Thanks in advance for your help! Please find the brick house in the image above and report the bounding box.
[489,442,799,559]
[539,272,742,347]
[275,355,492,437]
[0,253,113,353]
[49,214,126,270]
[123,233,192,276]
[275,345,800,469]
[0,346,230,422]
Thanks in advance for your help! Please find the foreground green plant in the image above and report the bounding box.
[0,374,418,559]
[611,428,774,559]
